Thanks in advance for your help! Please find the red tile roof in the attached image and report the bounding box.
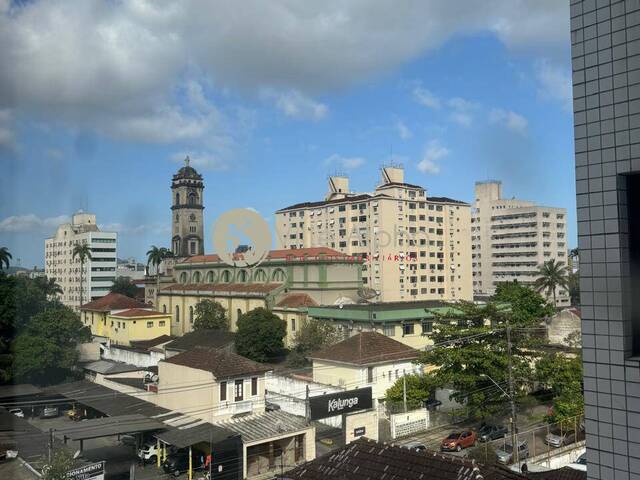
[81,293,148,312]
[162,347,271,379]
[309,332,419,366]
[178,247,353,264]
[111,308,167,318]
[276,293,318,308]
[161,282,282,294]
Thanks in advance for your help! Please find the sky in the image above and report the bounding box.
[0,0,576,268]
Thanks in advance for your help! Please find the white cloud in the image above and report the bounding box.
[413,87,440,109]
[268,90,328,120]
[449,112,473,127]
[448,97,477,111]
[0,214,70,233]
[535,58,572,111]
[395,120,413,140]
[324,153,365,170]
[99,222,170,236]
[489,108,528,134]
[417,140,448,174]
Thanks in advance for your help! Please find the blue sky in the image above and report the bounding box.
[0,1,575,268]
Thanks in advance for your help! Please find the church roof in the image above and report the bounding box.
[172,156,202,181]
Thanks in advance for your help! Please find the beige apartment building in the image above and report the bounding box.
[472,181,569,306]
[45,212,117,309]
[275,166,472,302]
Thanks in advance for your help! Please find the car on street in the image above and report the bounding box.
[40,406,58,419]
[495,440,529,464]
[9,408,24,418]
[162,450,204,477]
[477,424,508,442]
[403,441,427,452]
[138,440,161,463]
[568,452,587,471]
[440,431,477,452]
[544,428,575,448]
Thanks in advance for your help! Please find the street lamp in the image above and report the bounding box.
[480,373,519,465]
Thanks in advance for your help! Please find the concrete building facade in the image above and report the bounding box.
[472,181,570,306]
[570,1,640,478]
[275,166,472,303]
[45,212,117,308]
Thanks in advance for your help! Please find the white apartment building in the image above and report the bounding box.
[45,212,117,308]
[275,166,472,303]
[471,181,569,306]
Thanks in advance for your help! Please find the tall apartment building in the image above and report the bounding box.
[44,212,117,308]
[471,181,570,306]
[571,1,640,478]
[275,166,472,302]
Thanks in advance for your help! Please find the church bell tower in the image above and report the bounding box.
[171,156,205,257]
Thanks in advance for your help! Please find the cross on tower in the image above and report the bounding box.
[184,155,190,167]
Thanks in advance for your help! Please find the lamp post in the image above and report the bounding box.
[480,373,519,465]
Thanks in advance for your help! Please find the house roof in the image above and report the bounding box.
[525,467,586,480]
[162,347,271,379]
[0,384,42,399]
[80,292,148,312]
[217,410,310,443]
[279,438,527,480]
[82,359,146,375]
[129,335,174,350]
[161,282,282,294]
[309,332,419,366]
[277,194,390,212]
[427,196,470,205]
[177,247,353,265]
[276,293,318,309]
[163,329,235,352]
[111,308,167,318]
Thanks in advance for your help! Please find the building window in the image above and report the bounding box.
[189,306,194,323]
[383,324,395,337]
[175,305,180,323]
[163,305,167,313]
[190,241,196,255]
[220,381,227,401]
[421,320,433,334]
[251,377,258,396]
[146,321,153,328]
[402,323,415,336]
[291,318,296,332]
[237,308,242,321]
[159,320,166,327]
[367,367,374,384]
[234,379,244,402]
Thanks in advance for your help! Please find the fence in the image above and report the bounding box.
[390,409,429,439]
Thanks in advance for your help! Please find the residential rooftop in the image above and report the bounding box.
[163,329,235,352]
[309,332,419,366]
[80,292,148,312]
[162,347,271,379]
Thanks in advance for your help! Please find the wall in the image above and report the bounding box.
[528,443,586,471]
[107,313,172,346]
[101,344,166,368]
[389,409,429,439]
[343,409,379,444]
[546,309,581,346]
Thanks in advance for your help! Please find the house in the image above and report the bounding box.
[162,329,235,358]
[308,332,421,405]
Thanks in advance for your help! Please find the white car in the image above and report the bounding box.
[9,408,24,418]
[138,441,160,462]
[568,453,587,472]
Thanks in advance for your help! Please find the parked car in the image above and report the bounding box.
[477,424,508,442]
[403,441,427,452]
[568,453,587,472]
[162,451,204,477]
[440,431,477,452]
[495,440,529,464]
[138,441,160,463]
[545,428,575,448]
[40,406,58,419]
[9,408,24,418]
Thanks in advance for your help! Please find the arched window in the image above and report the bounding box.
[206,271,215,283]
[272,268,286,282]
[163,305,167,313]
[179,272,187,284]
[175,193,180,205]
[237,270,247,282]
[237,308,242,321]
[175,305,180,323]
[221,270,231,283]
[193,271,201,283]
[188,192,197,205]
[189,306,194,323]
[254,269,267,283]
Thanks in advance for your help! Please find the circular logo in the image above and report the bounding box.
[212,208,271,267]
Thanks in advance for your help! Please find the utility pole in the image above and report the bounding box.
[506,319,518,465]
[403,376,407,413]
[48,428,53,464]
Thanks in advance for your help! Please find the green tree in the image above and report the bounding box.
[0,247,11,270]
[567,270,580,306]
[534,259,569,307]
[193,299,228,330]
[42,449,79,480]
[72,243,92,309]
[493,281,555,323]
[536,351,583,428]
[146,245,172,305]
[13,306,91,385]
[288,319,341,366]
[109,276,139,298]
[384,374,434,410]
[35,276,63,298]
[235,308,286,362]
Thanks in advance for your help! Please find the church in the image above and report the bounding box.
[143,158,364,344]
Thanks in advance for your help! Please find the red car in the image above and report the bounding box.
[441,430,477,451]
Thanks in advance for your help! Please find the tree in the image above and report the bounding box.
[534,259,569,307]
[109,277,139,298]
[235,308,286,362]
[193,299,228,330]
[72,243,92,309]
[13,306,91,385]
[493,282,554,323]
[384,374,433,411]
[536,351,584,428]
[567,270,580,306]
[0,247,11,270]
[42,449,79,480]
[35,276,63,298]
[146,245,173,306]
[288,319,341,366]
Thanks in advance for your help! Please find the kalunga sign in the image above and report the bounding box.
[309,387,372,420]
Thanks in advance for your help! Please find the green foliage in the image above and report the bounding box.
[536,351,584,427]
[109,277,139,298]
[549,384,584,429]
[567,271,580,306]
[13,306,91,385]
[146,245,172,272]
[534,259,569,307]
[193,299,228,331]
[0,247,12,270]
[493,282,554,324]
[288,319,341,367]
[42,449,79,480]
[384,374,434,410]
[235,307,286,362]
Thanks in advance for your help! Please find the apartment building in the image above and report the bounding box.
[275,166,472,302]
[472,181,570,306]
[44,212,117,308]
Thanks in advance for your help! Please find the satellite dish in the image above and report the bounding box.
[357,287,378,301]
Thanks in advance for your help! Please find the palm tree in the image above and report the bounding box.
[72,243,92,310]
[147,246,173,306]
[535,259,569,308]
[36,276,63,298]
[0,247,12,270]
